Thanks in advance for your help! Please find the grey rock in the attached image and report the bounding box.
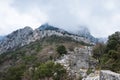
[0,24,91,54]
[100,70,120,80]
[0,27,34,53]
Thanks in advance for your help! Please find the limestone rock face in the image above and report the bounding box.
[0,24,91,54]
[100,70,120,80]
[74,26,98,43]
[56,46,95,78]
[0,27,35,53]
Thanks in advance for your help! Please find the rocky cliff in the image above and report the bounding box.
[0,27,35,53]
[0,24,91,54]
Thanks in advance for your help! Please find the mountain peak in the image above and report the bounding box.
[0,24,93,54]
[38,23,59,31]
[74,26,98,43]
[6,26,33,38]
[23,26,33,30]
[77,26,90,35]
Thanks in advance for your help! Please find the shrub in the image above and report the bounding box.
[86,68,93,75]
[92,43,106,61]
[22,55,37,64]
[100,32,120,73]
[33,61,67,80]
[4,64,26,80]
[56,45,67,55]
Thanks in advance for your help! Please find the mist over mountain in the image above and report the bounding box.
[0,36,2,40]
[0,0,120,37]
[39,23,59,31]
[0,36,5,40]
[72,26,99,43]
[0,23,94,54]
[38,23,71,34]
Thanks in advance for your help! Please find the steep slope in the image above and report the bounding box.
[0,24,91,54]
[0,27,36,53]
[0,35,92,80]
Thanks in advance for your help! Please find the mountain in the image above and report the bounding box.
[38,23,72,35]
[0,36,4,40]
[0,34,93,80]
[74,26,98,43]
[0,24,119,80]
[39,23,59,31]
[0,27,36,53]
[97,37,108,43]
[0,24,91,54]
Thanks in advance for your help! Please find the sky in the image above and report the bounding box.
[0,0,120,37]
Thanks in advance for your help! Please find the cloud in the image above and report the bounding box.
[0,0,120,37]
[0,0,48,35]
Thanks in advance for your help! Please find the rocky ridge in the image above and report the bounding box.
[0,24,91,54]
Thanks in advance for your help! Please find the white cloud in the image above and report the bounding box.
[0,0,120,37]
[0,0,48,35]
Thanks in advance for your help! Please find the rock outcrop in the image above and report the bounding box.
[56,46,96,79]
[0,27,35,53]
[100,70,120,80]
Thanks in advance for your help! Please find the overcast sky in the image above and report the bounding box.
[0,0,120,37]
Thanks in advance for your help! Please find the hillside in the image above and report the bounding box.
[0,24,119,80]
[0,35,92,80]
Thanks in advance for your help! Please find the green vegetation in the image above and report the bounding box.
[2,61,67,80]
[56,45,67,55]
[93,31,120,73]
[32,61,67,80]
[1,35,83,80]
[86,68,93,75]
[4,64,26,80]
[22,55,37,64]
[92,43,106,62]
